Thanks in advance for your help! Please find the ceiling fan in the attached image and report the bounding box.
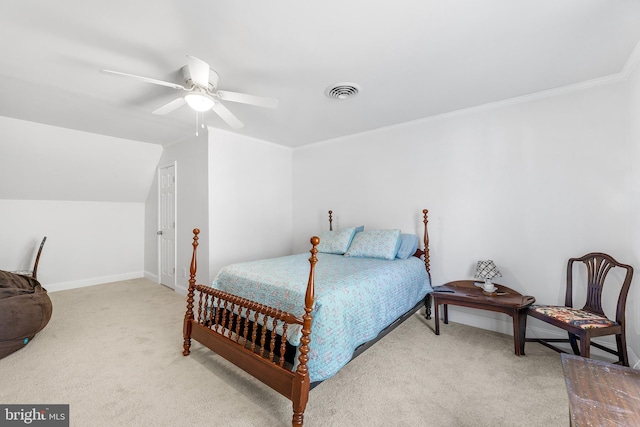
[101,55,278,129]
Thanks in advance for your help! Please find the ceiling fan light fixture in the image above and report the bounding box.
[185,92,215,112]
[103,55,273,129]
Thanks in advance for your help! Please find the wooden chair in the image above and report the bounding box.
[526,252,633,366]
[12,237,47,280]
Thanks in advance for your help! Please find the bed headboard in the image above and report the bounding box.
[326,209,430,280]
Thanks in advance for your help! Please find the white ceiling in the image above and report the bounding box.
[1,0,639,148]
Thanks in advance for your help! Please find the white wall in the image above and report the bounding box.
[144,128,293,293]
[0,200,145,291]
[144,132,209,293]
[0,117,162,289]
[293,79,636,362]
[207,128,293,283]
[626,47,640,367]
[0,117,162,202]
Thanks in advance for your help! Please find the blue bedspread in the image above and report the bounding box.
[212,252,432,382]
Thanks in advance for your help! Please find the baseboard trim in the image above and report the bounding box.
[144,270,187,295]
[45,271,144,292]
[144,271,159,283]
[175,284,189,296]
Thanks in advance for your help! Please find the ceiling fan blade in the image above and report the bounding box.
[211,102,244,129]
[217,90,279,109]
[152,97,186,115]
[100,69,186,90]
[186,55,210,88]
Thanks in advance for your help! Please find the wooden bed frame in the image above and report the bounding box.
[182,209,431,426]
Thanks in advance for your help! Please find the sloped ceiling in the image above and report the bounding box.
[0,116,163,202]
[1,0,640,148]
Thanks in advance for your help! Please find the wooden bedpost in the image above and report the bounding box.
[422,210,433,320]
[422,209,430,281]
[183,228,199,356]
[291,236,318,427]
[328,210,333,231]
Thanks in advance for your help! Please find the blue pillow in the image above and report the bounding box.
[396,234,419,259]
[344,229,401,260]
[316,227,358,254]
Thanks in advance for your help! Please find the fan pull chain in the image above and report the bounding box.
[195,112,206,136]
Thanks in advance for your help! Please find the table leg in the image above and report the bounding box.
[434,299,440,335]
[443,304,449,324]
[424,293,432,320]
[512,308,528,356]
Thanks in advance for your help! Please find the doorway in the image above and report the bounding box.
[158,163,177,289]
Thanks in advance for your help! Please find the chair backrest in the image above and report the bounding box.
[31,236,47,280]
[566,252,633,324]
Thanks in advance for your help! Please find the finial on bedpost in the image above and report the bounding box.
[292,236,318,426]
[328,210,333,231]
[183,228,200,356]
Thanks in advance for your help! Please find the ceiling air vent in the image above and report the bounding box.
[325,83,361,100]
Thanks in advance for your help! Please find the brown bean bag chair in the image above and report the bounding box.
[0,270,52,359]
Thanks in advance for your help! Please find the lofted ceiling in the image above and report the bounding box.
[1,0,640,148]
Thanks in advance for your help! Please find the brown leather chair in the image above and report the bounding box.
[526,252,633,366]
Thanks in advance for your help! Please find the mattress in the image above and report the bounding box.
[211,252,432,381]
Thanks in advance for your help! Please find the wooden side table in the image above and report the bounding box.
[432,280,535,355]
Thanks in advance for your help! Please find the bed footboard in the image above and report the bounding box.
[183,229,318,427]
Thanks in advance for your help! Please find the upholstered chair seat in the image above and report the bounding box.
[530,305,616,329]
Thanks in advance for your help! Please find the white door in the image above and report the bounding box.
[159,164,176,289]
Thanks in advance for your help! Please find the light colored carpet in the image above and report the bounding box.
[0,279,568,426]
